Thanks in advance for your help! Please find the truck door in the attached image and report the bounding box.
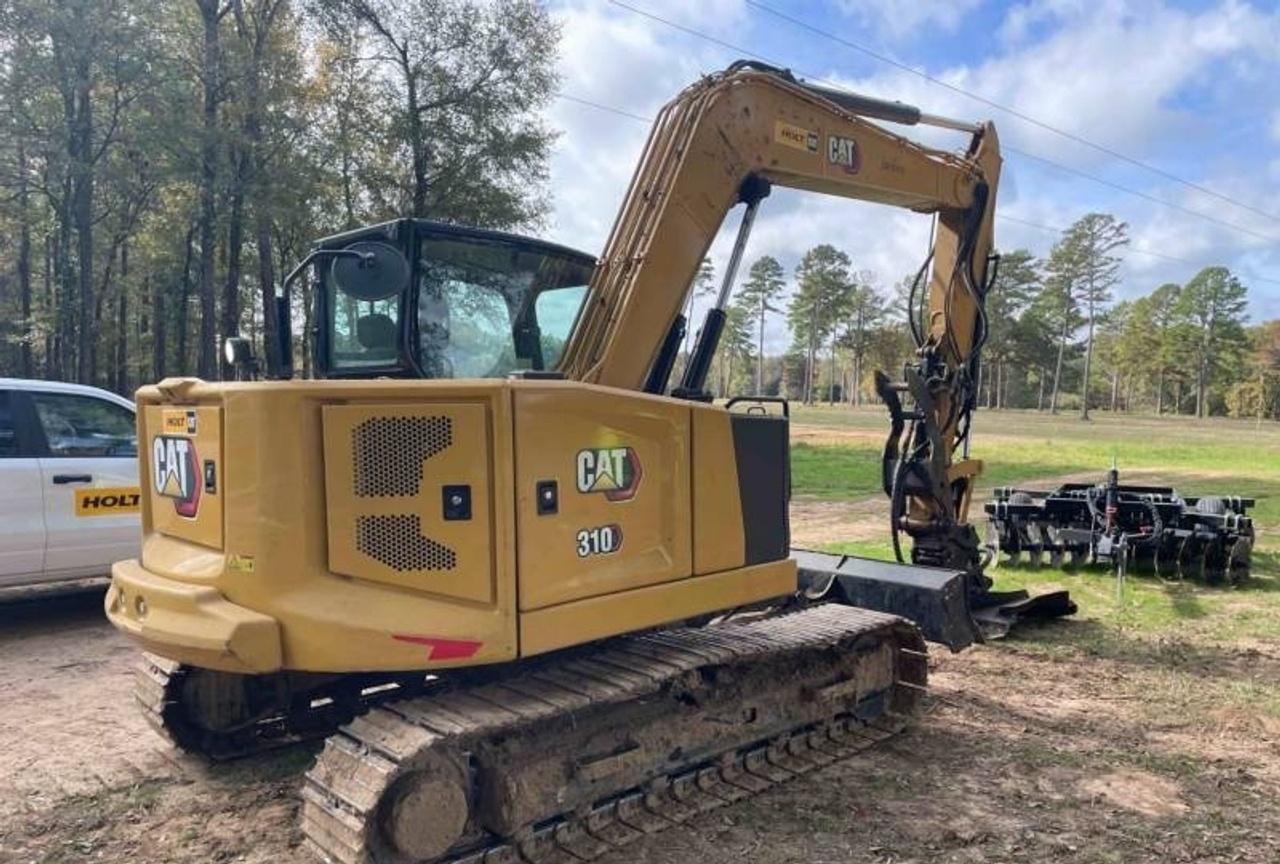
[0,390,46,585]
[30,390,140,577]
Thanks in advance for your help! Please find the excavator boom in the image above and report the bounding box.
[562,61,999,400]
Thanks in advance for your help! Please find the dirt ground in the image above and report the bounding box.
[3,583,1277,864]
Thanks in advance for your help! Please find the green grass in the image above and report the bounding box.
[801,408,1280,648]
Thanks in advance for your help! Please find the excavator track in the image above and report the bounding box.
[135,655,433,761]
[301,604,926,864]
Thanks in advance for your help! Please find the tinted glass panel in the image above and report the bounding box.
[31,393,137,457]
[413,234,593,379]
[0,392,17,457]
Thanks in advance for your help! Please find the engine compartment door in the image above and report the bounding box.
[513,385,691,611]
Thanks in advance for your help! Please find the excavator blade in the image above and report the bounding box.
[793,549,979,650]
[301,604,925,864]
[792,550,1076,650]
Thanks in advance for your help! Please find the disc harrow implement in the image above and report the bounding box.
[985,468,1255,584]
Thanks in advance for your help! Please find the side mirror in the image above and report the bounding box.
[224,336,257,381]
[330,241,410,302]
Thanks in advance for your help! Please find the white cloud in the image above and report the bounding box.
[540,0,1280,330]
[835,0,983,41]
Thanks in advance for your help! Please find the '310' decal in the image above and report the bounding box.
[576,524,623,558]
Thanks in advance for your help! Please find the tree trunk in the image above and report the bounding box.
[115,276,128,395]
[177,221,196,373]
[221,145,247,378]
[1155,368,1165,414]
[239,1,281,375]
[72,59,95,384]
[1037,366,1046,411]
[196,0,223,379]
[44,234,55,376]
[805,306,816,405]
[151,273,165,381]
[401,48,428,217]
[827,340,837,404]
[853,352,864,407]
[756,305,765,393]
[1080,297,1096,420]
[1050,318,1067,414]
[17,140,33,377]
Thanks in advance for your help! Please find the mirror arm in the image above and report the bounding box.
[269,248,376,380]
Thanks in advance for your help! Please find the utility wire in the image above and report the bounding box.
[606,0,1280,244]
[742,0,1280,225]
[998,214,1280,287]
[555,92,653,123]
[554,90,1280,287]
[1002,145,1276,243]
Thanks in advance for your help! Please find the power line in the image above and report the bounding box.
[555,92,653,124]
[741,0,1280,225]
[1002,145,1276,243]
[553,91,1280,288]
[998,214,1280,287]
[606,0,1280,245]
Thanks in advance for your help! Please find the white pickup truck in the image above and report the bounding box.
[0,378,140,590]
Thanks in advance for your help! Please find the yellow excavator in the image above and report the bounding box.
[106,62,1069,864]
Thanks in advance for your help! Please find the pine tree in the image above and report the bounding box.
[1175,267,1250,417]
[736,255,785,393]
[1059,214,1128,419]
[789,245,852,405]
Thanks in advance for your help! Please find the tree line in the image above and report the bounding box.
[0,4,1274,421]
[702,212,1278,420]
[0,0,558,388]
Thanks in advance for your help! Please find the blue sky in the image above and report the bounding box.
[541,0,1280,350]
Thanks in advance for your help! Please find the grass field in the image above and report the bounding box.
[792,405,1280,635]
[780,407,1280,862]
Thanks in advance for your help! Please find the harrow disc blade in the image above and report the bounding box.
[1067,548,1087,570]
[1178,536,1204,581]
[1027,546,1043,570]
[1203,539,1228,585]
[1228,537,1252,585]
[1048,547,1064,569]
[984,521,1002,570]
[1155,537,1180,579]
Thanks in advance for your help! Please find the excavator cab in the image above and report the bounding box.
[311,219,595,381]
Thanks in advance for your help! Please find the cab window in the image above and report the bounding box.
[414,234,593,379]
[31,392,137,458]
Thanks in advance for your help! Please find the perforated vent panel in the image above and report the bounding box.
[323,402,491,603]
[356,514,457,571]
[352,416,453,497]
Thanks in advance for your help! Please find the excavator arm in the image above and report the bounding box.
[559,61,1001,575]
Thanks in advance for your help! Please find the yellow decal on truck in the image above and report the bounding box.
[74,487,141,517]
[774,120,818,153]
[162,409,198,436]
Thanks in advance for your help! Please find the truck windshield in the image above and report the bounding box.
[327,229,594,378]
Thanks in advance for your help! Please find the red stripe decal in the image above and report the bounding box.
[392,634,482,661]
